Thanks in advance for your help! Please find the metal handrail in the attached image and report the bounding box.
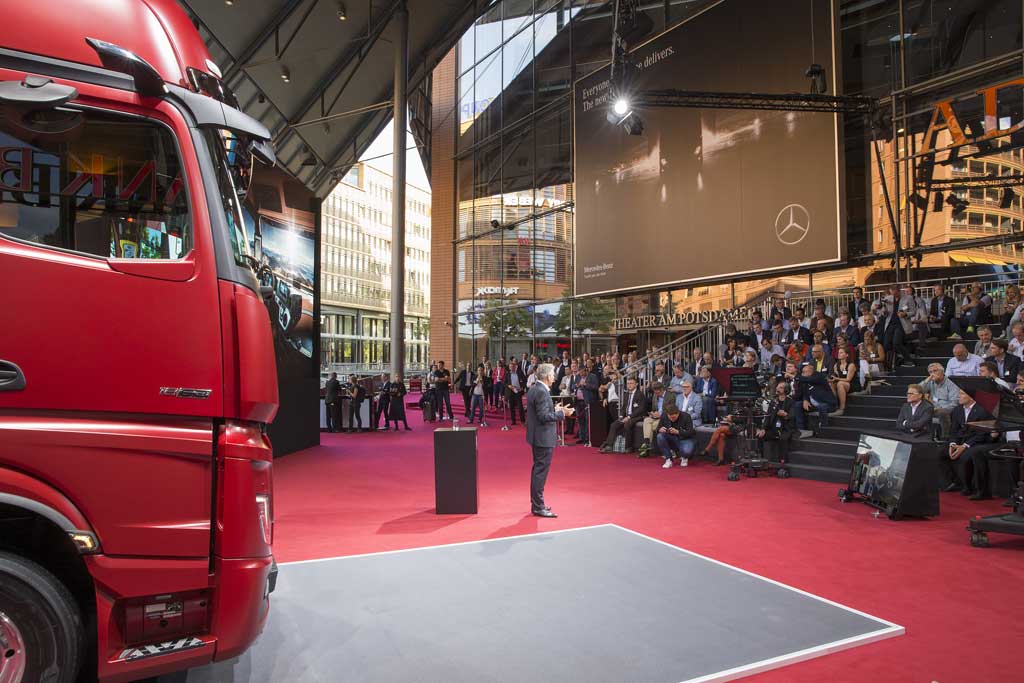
[774,270,1022,321]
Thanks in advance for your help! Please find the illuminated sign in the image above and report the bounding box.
[921,77,1024,155]
[476,286,520,296]
[615,308,756,331]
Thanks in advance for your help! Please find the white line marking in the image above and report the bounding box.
[277,523,616,566]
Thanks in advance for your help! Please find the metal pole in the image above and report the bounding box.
[390,1,408,379]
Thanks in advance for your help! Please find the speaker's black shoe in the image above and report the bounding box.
[959,488,975,497]
[532,508,557,518]
[943,483,960,492]
[968,492,992,501]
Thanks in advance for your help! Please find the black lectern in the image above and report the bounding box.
[839,429,941,519]
[434,427,478,514]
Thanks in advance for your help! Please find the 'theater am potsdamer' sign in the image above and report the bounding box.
[615,307,756,331]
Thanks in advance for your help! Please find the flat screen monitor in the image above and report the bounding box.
[851,434,913,511]
[729,372,761,399]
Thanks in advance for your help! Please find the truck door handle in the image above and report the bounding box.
[0,360,26,391]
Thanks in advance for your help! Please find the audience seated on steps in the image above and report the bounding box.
[940,389,996,497]
[919,363,958,437]
[895,384,934,437]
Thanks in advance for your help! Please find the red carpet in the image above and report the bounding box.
[272,399,1022,683]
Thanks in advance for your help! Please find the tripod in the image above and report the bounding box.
[726,397,791,481]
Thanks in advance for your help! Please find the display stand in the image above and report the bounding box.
[434,427,478,514]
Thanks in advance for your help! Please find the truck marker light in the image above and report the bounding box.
[256,493,273,545]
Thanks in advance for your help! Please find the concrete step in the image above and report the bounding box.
[843,403,895,418]
[787,448,856,470]
[785,462,851,484]
[829,414,892,430]
[815,424,871,441]
[847,393,903,405]
[792,437,858,456]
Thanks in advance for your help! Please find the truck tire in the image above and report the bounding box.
[0,551,84,683]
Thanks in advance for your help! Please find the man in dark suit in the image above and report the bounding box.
[928,284,955,339]
[985,338,1021,383]
[526,363,572,518]
[941,389,994,495]
[895,384,934,436]
[456,363,474,418]
[769,298,792,325]
[834,312,860,347]
[848,287,868,321]
[792,363,838,436]
[347,377,366,433]
[325,372,341,432]
[784,317,813,346]
[599,375,648,453]
[374,373,391,429]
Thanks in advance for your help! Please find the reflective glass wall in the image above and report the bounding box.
[450,0,1024,365]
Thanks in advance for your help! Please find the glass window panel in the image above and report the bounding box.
[840,0,901,96]
[502,13,535,127]
[904,0,1022,85]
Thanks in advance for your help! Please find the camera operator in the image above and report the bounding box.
[757,381,796,463]
[971,369,1024,502]
[792,363,837,438]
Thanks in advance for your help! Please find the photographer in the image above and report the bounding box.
[793,363,838,438]
[757,381,796,463]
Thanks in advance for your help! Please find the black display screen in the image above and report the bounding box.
[851,434,913,510]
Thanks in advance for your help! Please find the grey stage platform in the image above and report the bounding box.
[162,525,901,683]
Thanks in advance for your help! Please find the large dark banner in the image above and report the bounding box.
[243,165,320,457]
[574,0,843,296]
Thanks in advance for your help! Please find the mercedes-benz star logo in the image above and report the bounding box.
[775,204,810,245]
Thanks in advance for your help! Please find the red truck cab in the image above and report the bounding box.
[0,1,279,680]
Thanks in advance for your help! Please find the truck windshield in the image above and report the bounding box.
[203,129,254,269]
[0,108,191,259]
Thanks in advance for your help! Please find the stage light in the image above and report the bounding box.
[946,192,968,217]
[225,0,234,6]
[613,98,629,116]
[1001,187,1016,209]
[337,2,347,20]
[280,65,291,83]
[804,63,827,94]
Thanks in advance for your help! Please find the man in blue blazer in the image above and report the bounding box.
[694,367,719,424]
[526,364,572,518]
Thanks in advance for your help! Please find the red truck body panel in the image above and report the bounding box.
[0,0,279,679]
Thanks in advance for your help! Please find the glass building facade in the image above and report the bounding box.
[321,163,431,373]
[437,0,1024,362]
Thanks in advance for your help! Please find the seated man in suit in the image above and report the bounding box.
[928,284,955,340]
[675,379,704,428]
[599,375,647,454]
[807,343,835,374]
[985,338,1022,384]
[656,402,697,468]
[941,389,995,496]
[793,363,838,437]
[694,366,719,424]
[757,381,796,463]
[639,382,668,455]
[895,383,934,437]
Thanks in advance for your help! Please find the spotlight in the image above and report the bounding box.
[933,191,944,212]
[613,98,629,117]
[280,65,290,83]
[257,92,266,104]
[1001,187,1016,209]
[337,2,347,20]
[946,192,968,217]
[490,219,500,230]
[804,63,827,95]
[225,0,234,5]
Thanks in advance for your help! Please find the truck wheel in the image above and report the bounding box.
[0,552,84,683]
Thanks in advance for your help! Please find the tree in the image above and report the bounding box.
[477,299,532,341]
[552,288,615,337]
